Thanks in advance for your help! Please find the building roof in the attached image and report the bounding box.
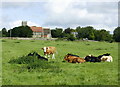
[30,26,43,32]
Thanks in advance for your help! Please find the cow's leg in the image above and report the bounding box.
[48,55,50,58]
[45,54,47,58]
[52,54,55,59]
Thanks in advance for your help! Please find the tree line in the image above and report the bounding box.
[0,25,120,42]
[51,26,120,42]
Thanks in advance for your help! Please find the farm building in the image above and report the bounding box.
[30,26,51,38]
[21,21,51,38]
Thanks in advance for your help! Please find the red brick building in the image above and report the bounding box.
[30,26,51,38]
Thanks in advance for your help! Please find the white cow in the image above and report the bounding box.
[101,56,113,62]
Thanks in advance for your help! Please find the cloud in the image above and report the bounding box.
[42,1,118,33]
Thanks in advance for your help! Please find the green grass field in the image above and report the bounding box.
[2,39,118,85]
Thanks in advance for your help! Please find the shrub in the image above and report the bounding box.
[9,55,51,69]
[2,40,6,42]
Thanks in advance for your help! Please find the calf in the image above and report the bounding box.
[41,46,56,59]
[64,54,86,63]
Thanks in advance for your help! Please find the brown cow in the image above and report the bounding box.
[64,54,86,63]
[41,46,56,59]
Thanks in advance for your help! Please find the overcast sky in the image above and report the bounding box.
[0,0,119,33]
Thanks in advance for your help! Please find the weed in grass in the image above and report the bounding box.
[14,41,20,43]
[37,75,44,79]
[95,48,108,50]
[95,48,103,50]
[2,40,6,42]
[30,41,35,42]
[86,43,90,45]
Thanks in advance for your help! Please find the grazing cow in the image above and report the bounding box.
[28,52,48,61]
[84,55,101,62]
[64,54,86,63]
[41,46,56,59]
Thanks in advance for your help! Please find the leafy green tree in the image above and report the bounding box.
[1,28,8,37]
[0,30,2,37]
[94,30,101,41]
[76,26,95,40]
[51,29,56,38]
[64,27,71,34]
[51,28,63,38]
[113,27,120,42]
[94,29,112,41]
[76,26,81,32]
[10,26,33,37]
[66,34,76,41]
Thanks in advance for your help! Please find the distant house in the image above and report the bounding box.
[30,26,51,38]
[71,32,78,37]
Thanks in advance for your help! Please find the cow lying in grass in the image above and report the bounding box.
[28,52,48,61]
[41,46,56,59]
[98,53,113,62]
[64,53,86,63]
[84,55,101,62]
[84,53,113,62]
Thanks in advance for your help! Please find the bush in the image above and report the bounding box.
[9,55,51,69]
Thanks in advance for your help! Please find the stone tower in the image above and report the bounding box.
[22,21,27,26]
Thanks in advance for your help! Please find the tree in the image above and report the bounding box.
[0,30,2,37]
[64,27,71,34]
[10,26,33,37]
[94,29,112,41]
[1,28,8,37]
[51,28,63,38]
[113,27,120,42]
[66,34,76,41]
[76,26,95,40]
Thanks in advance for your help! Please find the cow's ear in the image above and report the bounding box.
[41,48,43,49]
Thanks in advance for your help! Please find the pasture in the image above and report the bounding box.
[2,39,118,85]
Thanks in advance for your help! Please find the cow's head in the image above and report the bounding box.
[41,47,47,52]
[64,54,70,60]
[84,56,92,62]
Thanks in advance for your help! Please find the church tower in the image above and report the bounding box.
[22,21,27,26]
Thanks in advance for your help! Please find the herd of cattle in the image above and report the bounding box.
[28,46,113,63]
